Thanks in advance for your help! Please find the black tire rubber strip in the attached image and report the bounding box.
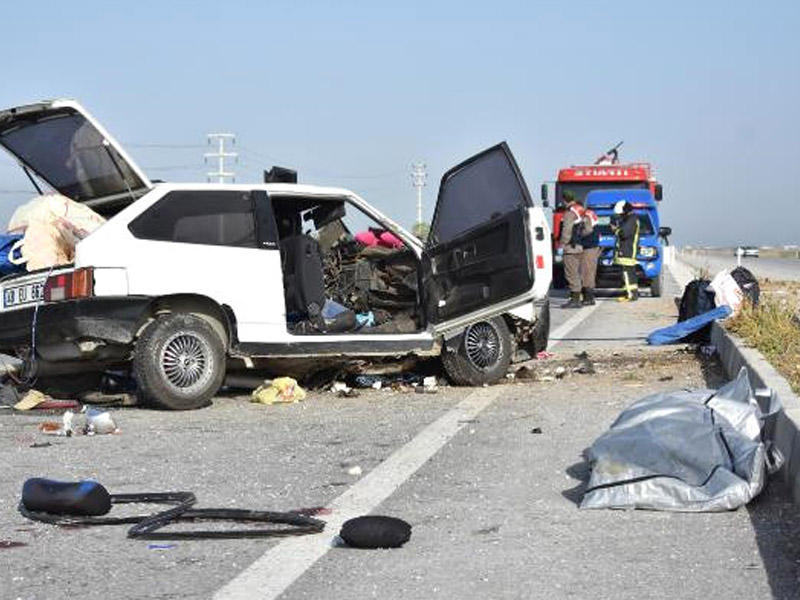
[19,491,325,539]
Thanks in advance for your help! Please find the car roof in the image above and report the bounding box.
[150,182,357,197]
[148,182,353,195]
[145,182,423,252]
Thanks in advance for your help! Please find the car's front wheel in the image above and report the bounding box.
[442,317,512,386]
[133,313,226,410]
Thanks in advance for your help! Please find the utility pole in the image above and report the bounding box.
[205,133,237,183]
[410,162,427,228]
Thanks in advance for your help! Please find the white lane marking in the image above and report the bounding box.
[214,387,502,600]
[548,301,602,349]
[215,300,600,600]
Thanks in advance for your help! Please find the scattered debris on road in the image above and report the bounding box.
[85,407,119,435]
[147,544,176,551]
[20,478,326,539]
[38,407,120,436]
[251,377,307,405]
[0,540,27,550]
[331,381,359,398]
[14,390,49,411]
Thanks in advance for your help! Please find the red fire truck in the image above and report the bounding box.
[542,143,663,288]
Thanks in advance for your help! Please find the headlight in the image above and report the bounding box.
[639,246,657,258]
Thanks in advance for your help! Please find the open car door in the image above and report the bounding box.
[0,99,151,217]
[422,142,535,329]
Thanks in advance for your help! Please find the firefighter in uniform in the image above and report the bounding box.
[559,191,585,308]
[612,200,640,302]
[579,206,600,305]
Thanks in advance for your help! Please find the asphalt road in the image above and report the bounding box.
[680,250,800,282]
[2,269,799,599]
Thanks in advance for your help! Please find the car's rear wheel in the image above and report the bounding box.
[133,313,225,410]
[442,317,512,386]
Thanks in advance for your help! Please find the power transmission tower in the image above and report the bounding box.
[410,162,427,229]
[205,133,237,183]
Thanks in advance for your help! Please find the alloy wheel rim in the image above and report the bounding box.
[160,331,213,392]
[465,322,502,370]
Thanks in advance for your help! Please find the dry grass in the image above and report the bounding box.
[727,279,800,394]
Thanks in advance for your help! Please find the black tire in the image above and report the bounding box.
[133,313,226,410]
[532,300,550,354]
[650,271,663,297]
[442,317,513,386]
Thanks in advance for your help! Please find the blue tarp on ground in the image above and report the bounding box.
[647,305,732,345]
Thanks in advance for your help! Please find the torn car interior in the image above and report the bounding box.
[271,195,422,336]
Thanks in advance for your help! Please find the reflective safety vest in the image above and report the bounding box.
[566,204,585,246]
[614,214,640,267]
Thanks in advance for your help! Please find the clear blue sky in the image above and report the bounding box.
[1,0,798,246]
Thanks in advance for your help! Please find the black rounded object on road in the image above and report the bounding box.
[22,478,112,516]
[339,515,412,548]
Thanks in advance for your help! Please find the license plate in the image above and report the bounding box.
[3,280,45,308]
[602,259,613,266]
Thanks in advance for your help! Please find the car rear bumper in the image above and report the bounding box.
[0,296,152,361]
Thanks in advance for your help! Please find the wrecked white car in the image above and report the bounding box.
[0,99,552,409]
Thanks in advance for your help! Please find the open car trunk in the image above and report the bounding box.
[0,99,152,218]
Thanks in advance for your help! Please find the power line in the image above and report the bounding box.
[126,143,206,149]
[237,145,406,180]
[143,164,204,172]
[204,133,237,183]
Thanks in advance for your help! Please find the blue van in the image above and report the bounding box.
[585,189,671,297]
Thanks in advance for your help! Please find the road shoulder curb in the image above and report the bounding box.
[711,322,800,501]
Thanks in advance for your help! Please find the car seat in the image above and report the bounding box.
[280,234,326,318]
[280,235,355,333]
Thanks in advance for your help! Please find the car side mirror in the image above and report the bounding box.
[659,226,672,237]
[654,184,663,201]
